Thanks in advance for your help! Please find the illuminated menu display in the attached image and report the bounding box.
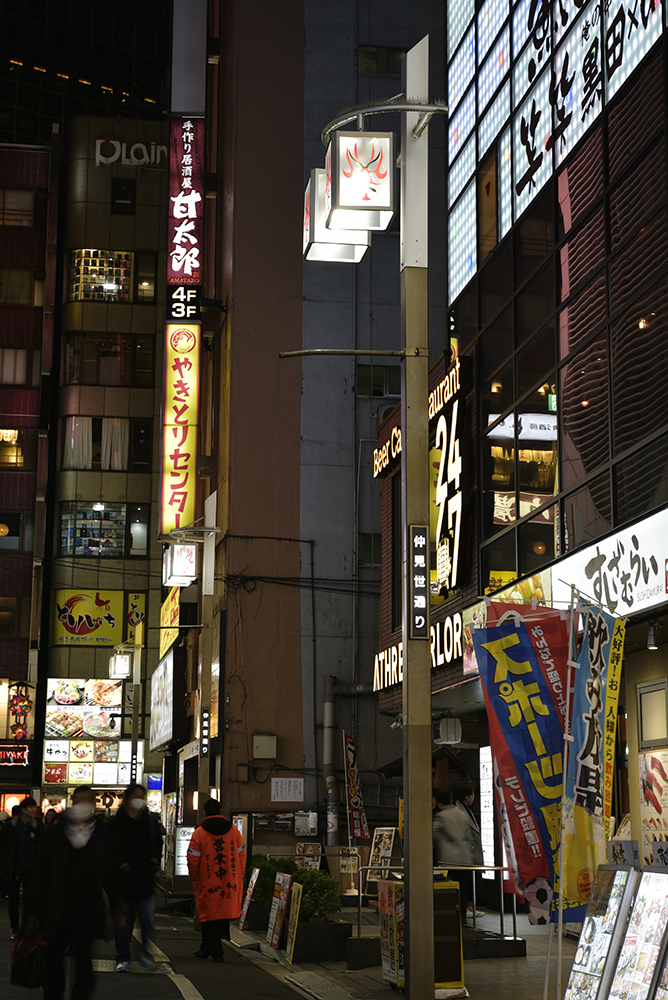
[447,0,663,303]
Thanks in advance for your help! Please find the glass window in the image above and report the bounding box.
[514,184,554,288]
[563,475,612,553]
[614,432,668,528]
[59,501,149,558]
[0,596,17,637]
[358,533,382,565]
[111,178,135,215]
[0,189,35,226]
[0,512,34,552]
[391,472,402,631]
[0,428,27,468]
[449,283,477,351]
[516,322,556,398]
[556,126,604,238]
[65,334,154,387]
[481,529,516,594]
[358,46,406,75]
[516,391,558,504]
[482,419,516,540]
[0,268,44,306]
[558,271,606,359]
[518,503,556,576]
[561,334,609,489]
[135,253,156,302]
[130,419,152,471]
[356,365,400,397]
[0,349,27,384]
[479,305,513,383]
[481,360,513,431]
[515,263,554,345]
[609,138,665,254]
[62,417,151,472]
[612,276,668,455]
[559,206,605,302]
[609,211,667,317]
[68,249,132,302]
[478,149,498,265]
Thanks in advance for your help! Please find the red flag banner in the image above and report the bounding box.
[343,732,370,840]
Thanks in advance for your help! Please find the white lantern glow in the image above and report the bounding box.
[162,542,198,587]
[303,168,369,262]
[109,653,131,679]
[325,131,395,231]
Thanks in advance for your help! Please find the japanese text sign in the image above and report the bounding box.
[343,732,370,839]
[167,117,204,286]
[54,590,124,645]
[161,324,201,534]
[410,525,430,639]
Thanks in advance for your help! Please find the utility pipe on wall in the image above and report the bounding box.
[323,675,374,845]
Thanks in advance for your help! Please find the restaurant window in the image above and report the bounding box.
[0,189,35,227]
[0,268,44,306]
[0,348,41,386]
[59,502,149,558]
[391,472,402,632]
[135,253,156,302]
[358,533,382,566]
[111,178,135,215]
[0,512,34,553]
[64,333,153,387]
[357,364,401,397]
[62,417,152,472]
[0,429,33,468]
[68,249,132,302]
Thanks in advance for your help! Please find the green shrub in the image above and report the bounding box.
[248,853,340,921]
[249,852,297,905]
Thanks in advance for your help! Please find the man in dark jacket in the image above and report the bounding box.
[39,786,117,1000]
[0,795,42,937]
[108,783,162,971]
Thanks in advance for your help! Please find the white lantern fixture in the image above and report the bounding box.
[303,168,370,262]
[325,130,395,231]
[109,653,131,679]
[162,542,198,587]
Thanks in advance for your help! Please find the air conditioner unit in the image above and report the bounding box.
[379,404,398,425]
[433,717,462,745]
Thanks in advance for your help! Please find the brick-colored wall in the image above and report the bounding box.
[0,150,49,189]
[0,307,43,348]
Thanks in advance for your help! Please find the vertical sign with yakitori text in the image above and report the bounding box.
[161,324,201,534]
[167,117,204,321]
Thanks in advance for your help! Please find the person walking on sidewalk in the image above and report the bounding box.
[187,798,246,962]
[39,786,117,1000]
[454,783,484,921]
[0,795,42,938]
[108,782,162,972]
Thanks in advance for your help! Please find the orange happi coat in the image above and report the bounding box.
[186,814,246,921]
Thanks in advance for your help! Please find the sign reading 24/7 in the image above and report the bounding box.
[434,400,464,593]
[410,526,430,639]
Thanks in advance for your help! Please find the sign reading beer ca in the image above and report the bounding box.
[161,324,201,534]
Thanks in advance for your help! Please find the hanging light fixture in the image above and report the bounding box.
[325,130,395,231]
[648,623,659,650]
[303,168,369,262]
[109,652,132,679]
[162,542,198,587]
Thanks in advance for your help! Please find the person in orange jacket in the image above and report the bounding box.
[186,798,246,962]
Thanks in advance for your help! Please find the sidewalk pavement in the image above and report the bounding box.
[1,893,577,1000]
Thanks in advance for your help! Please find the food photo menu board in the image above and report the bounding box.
[608,868,668,1000]
[563,866,638,1000]
[43,739,143,786]
[45,678,123,740]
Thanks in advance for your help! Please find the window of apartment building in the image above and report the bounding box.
[0,188,38,227]
[59,502,149,558]
[358,533,382,566]
[134,253,156,302]
[0,348,41,386]
[0,267,45,306]
[358,46,405,76]
[68,249,132,302]
[64,333,154,386]
[0,512,34,552]
[111,178,136,215]
[62,416,151,472]
[391,471,402,632]
[0,428,37,469]
[357,364,401,397]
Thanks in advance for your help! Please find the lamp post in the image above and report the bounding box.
[295,35,446,998]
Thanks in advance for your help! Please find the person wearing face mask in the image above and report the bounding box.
[0,795,42,938]
[38,786,117,1000]
[108,783,162,972]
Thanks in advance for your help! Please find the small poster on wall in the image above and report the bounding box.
[266,873,292,949]
[295,843,321,869]
[638,751,668,865]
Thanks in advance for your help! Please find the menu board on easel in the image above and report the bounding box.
[607,867,668,1000]
[365,827,403,894]
[239,868,260,931]
[266,872,292,949]
[563,865,638,1000]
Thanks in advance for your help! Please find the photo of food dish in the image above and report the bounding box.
[94,740,118,762]
[45,706,84,737]
[84,679,122,707]
[583,918,596,943]
[83,708,120,739]
[70,741,94,761]
[48,678,84,705]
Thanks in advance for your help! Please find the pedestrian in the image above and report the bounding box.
[108,782,162,972]
[39,786,117,1000]
[454,783,484,921]
[0,809,9,899]
[187,798,246,962]
[0,795,42,937]
[432,791,471,923]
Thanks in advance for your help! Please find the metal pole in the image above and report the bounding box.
[512,890,517,939]
[400,35,434,1000]
[130,622,143,782]
[499,868,505,938]
[543,924,555,1000]
[557,585,578,1000]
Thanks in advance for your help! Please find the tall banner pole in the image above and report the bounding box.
[557,585,578,1000]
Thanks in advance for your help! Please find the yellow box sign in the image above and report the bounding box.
[54,590,124,645]
[161,323,201,534]
[160,586,180,659]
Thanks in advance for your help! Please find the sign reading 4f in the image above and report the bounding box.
[434,400,466,591]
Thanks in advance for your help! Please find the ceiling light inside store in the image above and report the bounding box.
[581,400,590,407]
[532,541,546,555]
[639,318,649,329]
[648,623,659,650]
[491,381,502,393]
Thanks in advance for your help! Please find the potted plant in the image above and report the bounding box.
[287,867,352,962]
[242,853,298,931]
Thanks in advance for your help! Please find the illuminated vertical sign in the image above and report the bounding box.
[161,324,201,534]
[409,525,430,639]
[167,117,204,320]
